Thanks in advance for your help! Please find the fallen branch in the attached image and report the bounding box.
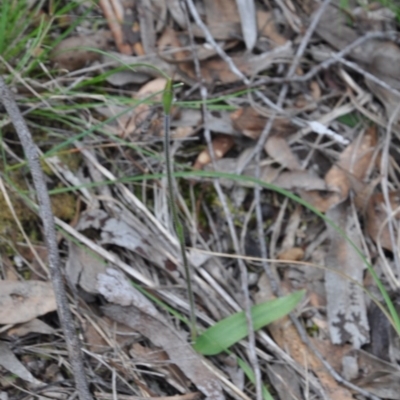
[0,76,93,400]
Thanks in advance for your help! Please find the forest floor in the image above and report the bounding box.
[1,0,400,399]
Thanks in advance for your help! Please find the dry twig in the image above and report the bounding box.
[0,76,93,400]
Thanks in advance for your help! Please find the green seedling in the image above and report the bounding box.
[194,290,305,355]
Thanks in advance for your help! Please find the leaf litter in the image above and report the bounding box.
[3,0,400,399]
[98,269,224,400]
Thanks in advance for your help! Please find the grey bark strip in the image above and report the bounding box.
[0,76,93,400]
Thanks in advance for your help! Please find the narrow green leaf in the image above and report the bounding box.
[237,357,273,400]
[194,290,305,355]
[336,113,361,128]
[162,78,174,115]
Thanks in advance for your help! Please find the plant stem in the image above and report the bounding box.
[163,92,197,340]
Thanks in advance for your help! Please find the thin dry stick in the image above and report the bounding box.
[0,76,93,400]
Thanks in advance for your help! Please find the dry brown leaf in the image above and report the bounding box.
[277,247,304,261]
[266,169,327,191]
[312,338,352,375]
[0,280,56,324]
[124,77,167,137]
[51,31,111,71]
[265,135,301,170]
[157,27,194,80]
[257,11,288,46]
[84,315,137,353]
[366,191,400,251]
[231,106,266,139]
[203,0,241,40]
[349,175,380,213]
[172,126,195,139]
[157,27,197,62]
[1,254,19,281]
[6,319,55,337]
[301,126,377,212]
[310,80,321,100]
[157,25,291,84]
[199,46,292,84]
[299,190,339,213]
[99,269,224,400]
[163,37,288,85]
[95,77,166,137]
[189,2,287,47]
[256,274,354,399]
[325,201,369,348]
[137,77,167,97]
[193,135,235,169]
[158,26,240,70]
[231,106,295,139]
[326,125,377,196]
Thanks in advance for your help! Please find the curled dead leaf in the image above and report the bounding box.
[277,247,304,261]
[95,77,167,137]
[257,11,288,46]
[310,80,321,100]
[265,135,301,170]
[198,45,292,85]
[51,31,111,71]
[193,135,234,169]
[326,125,377,195]
[231,106,295,139]
[301,126,377,212]
[6,319,55,337]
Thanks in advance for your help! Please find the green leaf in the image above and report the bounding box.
[336,113,361,128]
[194,290,305,355]
[162,78,174,115]
[237,357,273,400]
